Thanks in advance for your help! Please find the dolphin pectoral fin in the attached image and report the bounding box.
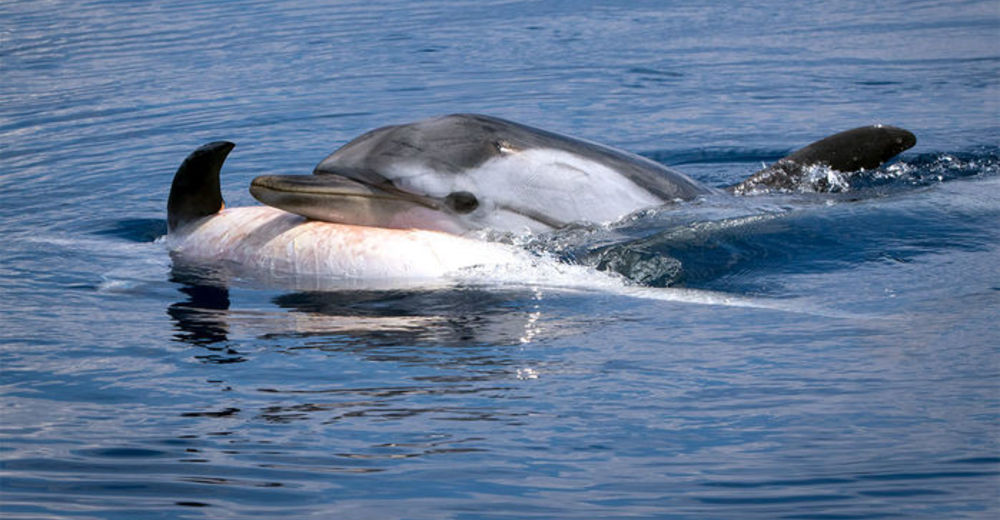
[728,125,917,194]
[167,141,234,232]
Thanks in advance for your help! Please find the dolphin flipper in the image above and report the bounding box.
[728,125,916,194]
[167,141,234,232]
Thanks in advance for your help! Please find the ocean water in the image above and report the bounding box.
[2,0,999,518]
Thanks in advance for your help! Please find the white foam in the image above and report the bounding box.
[448,249,847,317]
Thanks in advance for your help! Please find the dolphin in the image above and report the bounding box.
[249,114,916,234]
[166,115,915,280]
[166,141,526,282]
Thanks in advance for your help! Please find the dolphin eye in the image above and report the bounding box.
[444,191,479,214]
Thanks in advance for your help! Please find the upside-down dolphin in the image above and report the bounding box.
[166,114,915,279]
[166,141,526,280]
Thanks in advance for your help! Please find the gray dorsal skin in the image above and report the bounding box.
[728,125,917,195]
[167,141,234,232]
[314,113,713,201]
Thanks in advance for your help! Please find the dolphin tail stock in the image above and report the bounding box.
[727,125,917,195]
[167,141,235,232]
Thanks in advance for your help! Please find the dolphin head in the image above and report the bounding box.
[250,114,697,235]
[250,147,590,234]
[249,114,666,234]
[249,169,510,235]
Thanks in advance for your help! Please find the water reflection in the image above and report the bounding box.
[167,260,245,363]
[168,264,230,344]
[268,288,545,347]
[165,257,572,375]
[163,261,564,472]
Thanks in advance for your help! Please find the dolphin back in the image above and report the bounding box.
[315,114,714,202]
[729,125,917,194]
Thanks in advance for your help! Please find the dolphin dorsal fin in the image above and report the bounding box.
[167,141,234,232]
[729,125,916,194]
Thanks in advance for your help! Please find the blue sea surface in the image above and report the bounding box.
[2,1,999,518]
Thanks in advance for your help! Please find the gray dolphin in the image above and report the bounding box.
[249,114,916,234]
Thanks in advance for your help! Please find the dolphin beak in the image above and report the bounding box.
[249,174,444,227]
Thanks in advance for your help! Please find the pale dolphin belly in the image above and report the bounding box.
[165,206,525,280]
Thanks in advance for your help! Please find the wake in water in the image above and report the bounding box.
[92,148,999,318]
[534,148,1000,291]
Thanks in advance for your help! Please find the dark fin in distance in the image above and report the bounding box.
[728,125,916,195]
[167,141,235,232]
